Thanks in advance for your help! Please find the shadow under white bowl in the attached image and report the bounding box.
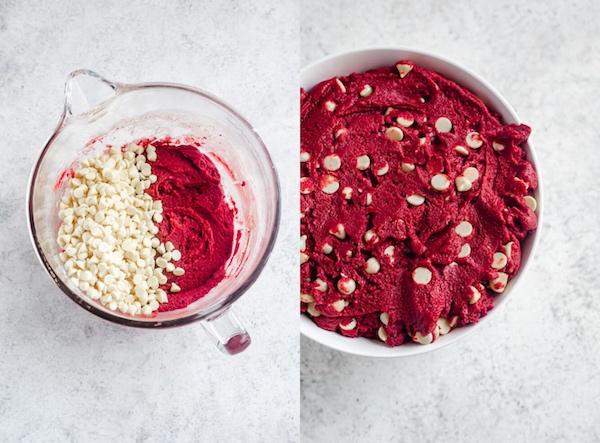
[300,47,543,358]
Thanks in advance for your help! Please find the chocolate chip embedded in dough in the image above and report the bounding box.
[359,85,373,97]
[412,267,432,285]
[396,63,413,78]
[323,154,341,171]
[524,196,537,212]
[407,194,425,206]
[492,252,508,269]
[466,132,483,149]
[385,126,404,141]
[431,174,450,191]
[435,117,453,133]
[455,176,472,192]
[455,221,473,237]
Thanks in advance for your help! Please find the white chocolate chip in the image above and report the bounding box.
[325,101,336,112]
[170,283,181,293]
[365,193,373,206]
[341,187,353,200]
[396,116,414,127]
[455,145,469,156]
[323,154,341,171]
[414,331,433,345]
[307,302,321,317]
[376,163,389,176]
[346,250,353,258]
[300,293,314,303]
[359,85,373,97]
[514,177,529,190]
[321,175,340,194]
[463,167,479,182]
[458,243,471,258]
[334,127,347,139]
[173,267,185,276]
[431,174,450,191]
[337,277,356,295]
[364,230,379,244]
[406,194,425,206]
[156,290,168,304]
[314,278,328,292]
[455,176,472,192]
[321,243,333,254]
[396,63,413,78]
[435,117,452,133]
[300,152,310,162]
[384,245,395,261]
[492,252,508,269]
[455,221,473,237]
[524,196,537,212]
[412,267,432,285]
[148,275,160,289]
[339,318,357,331]
[377,326,388,342]
[300,253,309,264]
[300,177,313,194]
[385,126,404,141]
[356,155,371,171]
[490,272,509,293]
[401,162,415,172]
[332,299,346,312]
[336,78,346,93]
[466,132,483,149]
[468,285,481,304]
[493,142,505,151]
[380,312,389,326]
[365,257,381,274]
[300,235,307,252]
[437,318,451,335]
[329,223,346,240]
[503,242,514,259]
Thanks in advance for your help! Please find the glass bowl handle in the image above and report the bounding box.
[63,69,122,119]
[201,308,251,355]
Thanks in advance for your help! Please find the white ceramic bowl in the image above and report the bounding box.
[300,47,543,358]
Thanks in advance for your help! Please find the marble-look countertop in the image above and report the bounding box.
[0,1,298,442]
[301,0,600,441]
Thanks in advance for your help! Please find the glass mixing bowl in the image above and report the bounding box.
[27,70,280,355]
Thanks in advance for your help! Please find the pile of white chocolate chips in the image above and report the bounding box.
[56,143,184,316]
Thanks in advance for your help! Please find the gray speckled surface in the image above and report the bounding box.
[301,0,600,441]
[0,1,298,442]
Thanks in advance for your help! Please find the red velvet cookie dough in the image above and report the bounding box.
[300,61,538,346]
[147,143,234,311]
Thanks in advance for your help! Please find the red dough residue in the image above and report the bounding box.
[300,61,538,346]
[54,167,74,192]
[146,143,234,311]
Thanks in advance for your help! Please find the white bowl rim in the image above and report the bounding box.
[300,46,544,358]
